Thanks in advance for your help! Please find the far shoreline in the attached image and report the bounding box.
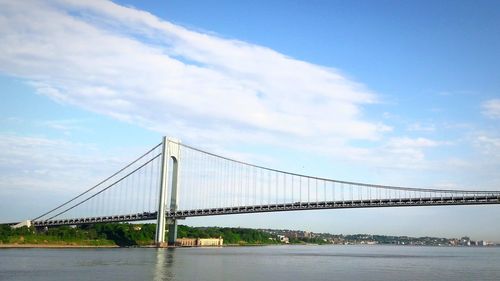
[0,244,119,249]
[2,243,498,249]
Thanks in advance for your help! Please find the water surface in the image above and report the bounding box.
[1,245,499,281]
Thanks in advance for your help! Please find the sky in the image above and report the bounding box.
[1,0,499,241]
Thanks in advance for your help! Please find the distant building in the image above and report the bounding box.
[176,238,197,247]
[176,237,223,247]
[476,240,487,246]
[460,236,471,246]
[277,235,289,244]
[198,237,224,246]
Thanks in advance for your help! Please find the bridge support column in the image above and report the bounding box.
[167,218,178,245]
[167,140,180,246]
[155,137,181,248]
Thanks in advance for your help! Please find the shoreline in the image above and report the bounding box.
[0,244,119,249]
[2,243,497,249]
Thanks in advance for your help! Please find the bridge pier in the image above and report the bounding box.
[167,219,178,246]
[155,137,181,248]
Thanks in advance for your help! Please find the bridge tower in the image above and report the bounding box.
[155,137,181,247]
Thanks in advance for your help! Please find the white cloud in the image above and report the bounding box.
[0,134,123,193]
[407,122,436,132]
[387,137,441,148]
[0,133,151,220]
[2,0,496,193]
[482,99,500,119]
[40,119,90,136]
[365,137,444,169]
[475,135,500,157]
[0,0,385,149]
[477,135,500,147]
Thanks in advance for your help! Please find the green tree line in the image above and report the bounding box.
[0,223,281,246]
[177,225,278,245]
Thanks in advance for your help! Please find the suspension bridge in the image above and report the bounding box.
[10,137,500,247]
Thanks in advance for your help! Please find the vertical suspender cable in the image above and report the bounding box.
[316,179,318,205]
[307,177,310,204]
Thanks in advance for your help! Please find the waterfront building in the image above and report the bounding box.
[176,237,224,247]
[277,235,289,244]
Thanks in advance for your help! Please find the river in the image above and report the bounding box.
[1,245,499,281]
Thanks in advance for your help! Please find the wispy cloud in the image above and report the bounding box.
[0,134,123,193]
[407,122,436,132]
[357,137,446,170]
[39,119,91,135]
[474,135,500,158]
[482,99,500,119]
[1,0,497,192]
[0,0,387,149]
[0,133,139,220]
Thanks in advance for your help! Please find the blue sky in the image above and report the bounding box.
[1,0,499,241]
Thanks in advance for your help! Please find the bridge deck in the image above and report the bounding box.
[32,194,500,227]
